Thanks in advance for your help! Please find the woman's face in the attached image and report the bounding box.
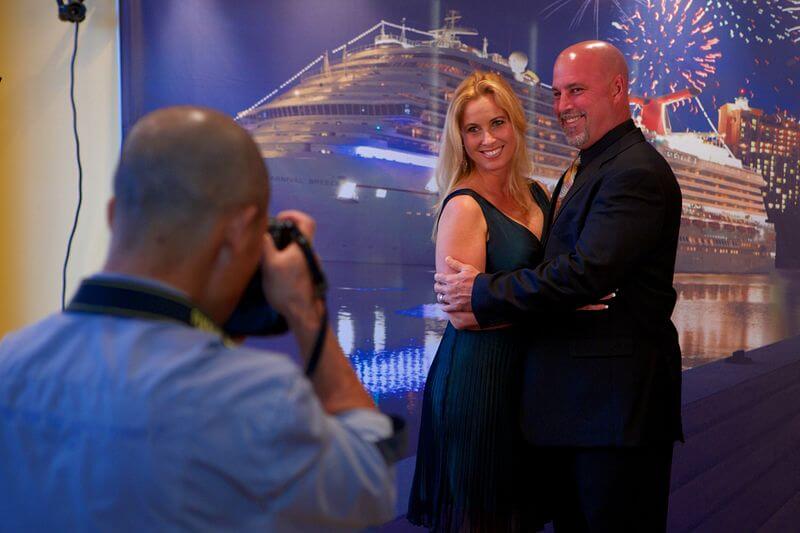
[460,94,517,176]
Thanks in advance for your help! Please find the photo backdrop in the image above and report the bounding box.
[120,0,800,446]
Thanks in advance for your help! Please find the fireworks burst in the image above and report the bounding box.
[703,2,799,97]
[704,0,800,45]
[540,0,646,38]
[612,0,722,104]
[785,0,800,43]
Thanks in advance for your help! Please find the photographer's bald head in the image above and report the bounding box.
[105,107,269,324]
[0,108,396,530]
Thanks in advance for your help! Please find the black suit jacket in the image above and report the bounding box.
[472,124,684,447]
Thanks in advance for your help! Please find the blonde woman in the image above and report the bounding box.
[407,71,550,531]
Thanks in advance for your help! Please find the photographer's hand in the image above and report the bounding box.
[261,210,320,324]
[261,210,376,414]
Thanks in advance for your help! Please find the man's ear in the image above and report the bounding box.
[107,197,116,228]
[611,74,625,99]
[224,205,260,252]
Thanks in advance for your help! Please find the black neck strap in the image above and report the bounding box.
[67,278,327,377]
[66,278,228,340]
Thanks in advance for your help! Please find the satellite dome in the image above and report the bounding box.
[508,51,528,74]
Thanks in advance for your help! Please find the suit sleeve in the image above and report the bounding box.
[473,167,669,327]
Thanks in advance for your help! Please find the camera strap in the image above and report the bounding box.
[282,226,329,378]
[65,277,231,343]
[303,306,328,377]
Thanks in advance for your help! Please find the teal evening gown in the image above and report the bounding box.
[408,184,551,532]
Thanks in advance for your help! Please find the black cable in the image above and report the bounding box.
[62,21,83,310]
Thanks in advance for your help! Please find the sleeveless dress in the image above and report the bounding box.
[408,185,551,532]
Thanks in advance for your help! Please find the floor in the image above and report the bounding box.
[377,334,800,532]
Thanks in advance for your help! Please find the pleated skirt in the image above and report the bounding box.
[407,323,547,532]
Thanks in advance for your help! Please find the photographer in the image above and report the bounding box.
[0,107,397,531]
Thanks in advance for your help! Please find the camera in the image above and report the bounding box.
[223,218,324,337]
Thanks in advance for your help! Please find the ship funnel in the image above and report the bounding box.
[630,88,700,136]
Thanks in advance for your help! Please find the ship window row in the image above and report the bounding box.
[678,168,766,191]
[679,186,764,209]
[358,53,478,70]
[415,62,470,78]
[258,96,555,129]
[358,49,477,66]
[679,176,762,197]
[256,103,421,120]
[679,246,770,256]
[679,234,764,247]
[680,182,762,201]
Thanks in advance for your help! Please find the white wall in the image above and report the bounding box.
[0,1,120,334]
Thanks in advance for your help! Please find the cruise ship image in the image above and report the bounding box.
[237,12,774,273]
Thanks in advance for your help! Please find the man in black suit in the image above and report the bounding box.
[434,41,683,531]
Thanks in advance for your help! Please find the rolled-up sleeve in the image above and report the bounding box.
[182,353,396,531]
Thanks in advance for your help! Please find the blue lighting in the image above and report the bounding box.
[354,146,437,168]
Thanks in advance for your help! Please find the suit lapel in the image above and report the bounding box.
[549,128,647,229]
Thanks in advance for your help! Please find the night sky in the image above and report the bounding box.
[124,0,800,133]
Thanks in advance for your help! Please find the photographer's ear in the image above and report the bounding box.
[106,197,116,228]
[262,229,277,256]
[225,205,262,253]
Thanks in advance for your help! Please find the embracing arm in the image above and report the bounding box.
[436,195,487,329]
[473,167,673,327]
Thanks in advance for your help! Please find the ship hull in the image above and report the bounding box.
[675,247,772,274]
[266,154,774,273]
[266,154,436,265]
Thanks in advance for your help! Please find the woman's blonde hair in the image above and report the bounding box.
[431,70,532,240]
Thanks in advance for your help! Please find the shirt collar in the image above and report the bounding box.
[578,118,637,168]
[92,272,191,300]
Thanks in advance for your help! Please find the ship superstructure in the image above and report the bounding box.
[238,12,774,272]
[656,135,773,272]
[633,92,774,272]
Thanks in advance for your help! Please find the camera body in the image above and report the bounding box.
[222,219,301,337]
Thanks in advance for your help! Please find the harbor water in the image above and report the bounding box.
[248,262,800,457]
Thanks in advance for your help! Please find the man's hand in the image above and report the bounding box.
[260,210,321,329]
[448,311,479,330]
[433,256,480,313]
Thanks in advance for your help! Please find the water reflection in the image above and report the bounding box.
[672,273,800,368]
[249,262,800,457]
[373,309,386,354]
[327,267,800,387]
[336,308,355,355]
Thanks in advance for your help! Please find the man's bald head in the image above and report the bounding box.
[556,41,629,84]
[552,41,631,149]
[111,106,268,257]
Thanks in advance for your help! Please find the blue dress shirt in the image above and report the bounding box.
[0,275,395,532]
